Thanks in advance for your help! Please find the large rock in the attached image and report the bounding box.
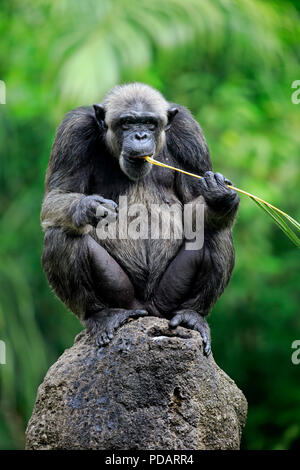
[26,317,247,450]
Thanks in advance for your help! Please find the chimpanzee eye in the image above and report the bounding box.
[146,121,157,130]
[121,120,131,130]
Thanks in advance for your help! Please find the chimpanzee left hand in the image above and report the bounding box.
[199,171,239,213]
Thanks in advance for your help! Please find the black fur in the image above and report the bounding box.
[41,83,239,355]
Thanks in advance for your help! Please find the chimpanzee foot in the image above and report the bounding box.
[84,308,148,347]
[169,309,211,356]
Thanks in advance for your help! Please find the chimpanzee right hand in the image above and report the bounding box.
[72,195,118,228]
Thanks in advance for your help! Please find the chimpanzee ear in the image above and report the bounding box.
[165,107,178,131]
[93,104,106,128]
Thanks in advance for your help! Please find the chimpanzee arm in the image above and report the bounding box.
[41,190,86,233]
[41,107,117,233]
[165,104,239,228]
[41,104,147,347]
[41,190,117,234]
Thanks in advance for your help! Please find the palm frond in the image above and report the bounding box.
[50,0,293,104]
[249,197,300,248]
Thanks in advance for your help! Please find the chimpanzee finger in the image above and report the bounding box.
[87,207,117,227]
[198,177,209,191]
[91,195,118,210]
[204,171,215,180]
[214,172,227,187]
[94,203,117,219]
[203,171,217,188]
[169,313,183,329]
[101,198,118,210]
[200,170,215,190]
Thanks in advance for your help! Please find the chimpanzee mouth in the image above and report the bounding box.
[127,154,153,164]
[120,152,153,181]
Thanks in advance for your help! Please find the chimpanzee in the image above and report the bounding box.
[41,83,239,355]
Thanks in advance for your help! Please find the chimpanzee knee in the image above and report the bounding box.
[149,243,206,317]
[42,229,137,320]
[86,235,137,310]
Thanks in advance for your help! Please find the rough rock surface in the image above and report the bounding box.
[26,317,247,450]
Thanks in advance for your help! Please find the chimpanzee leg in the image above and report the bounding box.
[85,236,147,345]
[149,232,235,355]
[42,228,147,346]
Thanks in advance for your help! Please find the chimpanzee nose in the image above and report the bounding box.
[134,131,148,140]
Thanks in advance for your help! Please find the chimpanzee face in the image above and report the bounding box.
[94,103,178,181]
[111,110,165,181]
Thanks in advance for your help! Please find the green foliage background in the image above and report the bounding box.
[0,0,299,450]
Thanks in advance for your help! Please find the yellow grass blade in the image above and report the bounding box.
[145,156,300,247]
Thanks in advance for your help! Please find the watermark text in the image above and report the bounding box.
[0,340,6,365]
[95,196,205,250]
[291,340,300,365]
[291,80,300,104]
[0,80,6,104]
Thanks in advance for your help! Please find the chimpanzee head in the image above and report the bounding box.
[93,83,178,180]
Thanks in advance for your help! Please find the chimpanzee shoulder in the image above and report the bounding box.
[52,106,103,160]
[166,103,212,174]
[46,106,107,192]
[163,104,213,201]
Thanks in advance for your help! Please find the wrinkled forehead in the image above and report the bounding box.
[103,85,169,125]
